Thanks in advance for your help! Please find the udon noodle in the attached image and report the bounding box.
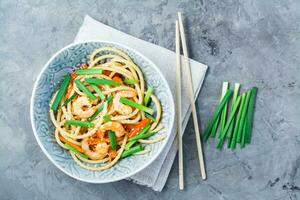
[49,47,164,171]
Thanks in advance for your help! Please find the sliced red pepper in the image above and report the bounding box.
[128,118,151,138]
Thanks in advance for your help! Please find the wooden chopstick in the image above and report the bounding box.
[175,20,184,190]
[177,12,207,180]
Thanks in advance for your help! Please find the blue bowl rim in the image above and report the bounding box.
[30,40,175,183]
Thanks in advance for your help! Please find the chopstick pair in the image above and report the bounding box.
[175,12,207,190]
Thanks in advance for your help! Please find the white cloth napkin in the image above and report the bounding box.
[74,15,208,191]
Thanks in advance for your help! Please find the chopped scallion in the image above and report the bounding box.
[74,79,96,100]
[62,92,77,107]
[124,79,138,85]
[143,87,153,105]
[65,120,94,128]
[108,130,117,150]
[103,115,111,123]
[75,68,102,75]
[85,78,120,86]
[90,84,105,100]
[121,145,143,158]
[51,74,71,111]
[119,97,154,115]
[64,143,88,159]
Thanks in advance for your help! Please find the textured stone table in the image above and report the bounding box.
[1,1,300,199]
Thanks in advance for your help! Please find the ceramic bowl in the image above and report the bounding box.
[30,41,175,183]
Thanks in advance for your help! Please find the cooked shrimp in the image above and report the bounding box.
[72,96,96,118]
[100,121,126,137]
[113,90,137,115]
[81,138,109,160]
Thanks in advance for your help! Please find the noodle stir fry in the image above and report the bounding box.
[49,47,164,171]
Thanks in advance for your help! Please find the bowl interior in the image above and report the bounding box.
[31,41,174,183]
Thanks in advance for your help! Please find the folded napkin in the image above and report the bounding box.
[74,15,207,191]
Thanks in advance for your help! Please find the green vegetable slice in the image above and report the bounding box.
[240,122,247,148]
[129,132,157,142]
[216,96,242,149]
[245,87,258,144]
[119,97,154,115]
[64,143,88,159]
[51,74,71,111]
[108,130,117,150]
[107,95,113,103]
[65,120,94,128]
[124,141,135,151]
[124,79,138,85]
[74,79,96,100]
[75,68,102,75]
[202,89,232,142]
[219,82,229,138]
[121,145,143,158]
[85,78,120,86]
[236,90,251,143]
[226,83,240,139]
[88,104,104,122]
[143,87,153,105]
[145,113,156,121]
[62,92,77,107]
[90,84,105,100]
[103,115,111,123]
[125,124,151,150]
[210,82,228,137]
[229,93,246,149]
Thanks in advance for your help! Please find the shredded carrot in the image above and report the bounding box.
[103,70,111,76]
[80,64,88,69]
[124,124,136,132]
[108,149,117,161]
[70,71,77,80]
[88,137,101,145]
[112,75,123,84]
[128,118,151,138]
[58,134,84,153]
[96,129,105,140]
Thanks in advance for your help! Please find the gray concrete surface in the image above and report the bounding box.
[1,0,300,199]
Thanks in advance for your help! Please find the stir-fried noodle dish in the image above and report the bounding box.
[49,47,165,171]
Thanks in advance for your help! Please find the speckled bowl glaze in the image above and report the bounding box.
[30,41,175,183]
